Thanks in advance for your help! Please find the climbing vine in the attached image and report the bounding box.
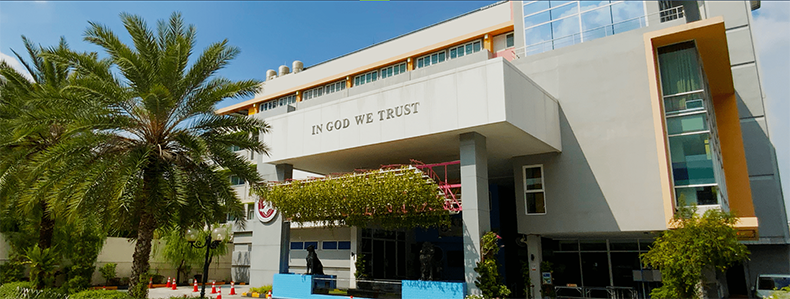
[255,166,450,229]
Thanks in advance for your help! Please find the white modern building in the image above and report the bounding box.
[218,1,787,297]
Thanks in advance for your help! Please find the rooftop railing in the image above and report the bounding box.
[514,6,685,58]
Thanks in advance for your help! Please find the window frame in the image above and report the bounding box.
[523,164,547,215]
[380,62,407,79]
[416,49,447,69]
[354,70,379,87]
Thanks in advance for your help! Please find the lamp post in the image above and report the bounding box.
[186,226,227,299]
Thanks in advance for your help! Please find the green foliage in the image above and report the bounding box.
[521,261,532,299]
[0,281,35,299]
[154,227,230,284]
[59,221,105,294]
[464,295,485,299]
[0,257,26,283]
[99,263,117,285]
[354,254,369,279]
[259,166,450,229]
[69,289,132,299]
[250,285,272,294]
[641,206,749,298]
[23,245,59,289]
[37,11,267,298]
[473,232,510,299]
[767,286,790,299]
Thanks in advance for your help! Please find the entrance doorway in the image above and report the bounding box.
[360,229,407,280]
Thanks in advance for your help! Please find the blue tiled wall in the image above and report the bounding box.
[402,280,466,299]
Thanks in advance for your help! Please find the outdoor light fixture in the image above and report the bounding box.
[187,226,227,299]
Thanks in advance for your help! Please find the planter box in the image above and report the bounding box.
[402,280,466,299]
[273,273,361,299]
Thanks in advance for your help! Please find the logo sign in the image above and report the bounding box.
[255,199,277,223]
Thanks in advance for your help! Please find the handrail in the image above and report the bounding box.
[514,6,685,58]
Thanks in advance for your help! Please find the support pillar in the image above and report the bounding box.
[349,226,359,289]
[276,164,293,274]
[527,235,543,299]
[460,132,490,295]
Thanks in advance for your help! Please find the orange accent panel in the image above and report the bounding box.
[407,59,414,71]
[484,35,493,53]
[643,17,756,228]
[216,21,514,115]
[296,92,302,102]
[346,77,352,89]
[714,93,755,217]
[247,104,258,116]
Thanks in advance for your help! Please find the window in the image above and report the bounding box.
[416,50,446,69]
[523,165,546,214]
[522,1,646,56]
[305,80,346,100]
[354,70,378,86]
[448,40,483,60]
[658,41,725,207]
[380,62,407,79]
[506,33,515,48]
[260,93,296,111]
[290,242,304,250]
[320,241,351,250]
[228,145,241,152]
[230,175,245,185]
[247,203,254,220]
[304,241,318,250]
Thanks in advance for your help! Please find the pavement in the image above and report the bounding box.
[147,285,254,299]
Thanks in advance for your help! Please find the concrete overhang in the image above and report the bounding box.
[257,58,561,177]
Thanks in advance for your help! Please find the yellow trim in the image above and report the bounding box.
[643,17,756,230]
[247,103,258,116]
[216,21,514,115]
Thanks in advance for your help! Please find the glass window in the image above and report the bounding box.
[550,2,578,19]
[304,241,318,250]
[550,0,574,8]
[247,205,254,220]
[610,1,645,34]
[438,51,446,62]
[506,33,514,48]
[675,186,718,206]
[664,92,705,114]
[659,43,702,96]
[525,23,553,48]
[551,17,581,48]
[667,113,708,135]
[472,41,481,52]
[230,175,245,185]
[290,242,304,250]
[524,165,546,214]
[581,5,613,42]
[524,1,550,17]
[338,241,351,250]
[669,133,716,186]
[323,241,338,250]
[465,44,473,55]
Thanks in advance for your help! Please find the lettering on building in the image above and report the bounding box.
[311,102,420,135]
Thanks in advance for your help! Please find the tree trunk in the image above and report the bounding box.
[129,212,156,299]
[38,200,54,249]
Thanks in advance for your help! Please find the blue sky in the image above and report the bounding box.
[1,1,788,217]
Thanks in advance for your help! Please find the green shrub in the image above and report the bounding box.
[99,263,117,285]
[250,285,272,294]
[0,281,35,299]
[0,259,26,283]
[69,289,132,299]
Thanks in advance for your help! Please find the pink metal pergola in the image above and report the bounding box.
[382,160,462,212]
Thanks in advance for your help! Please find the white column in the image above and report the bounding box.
[349,226,359,289]
[527,235,543,299]
[460,132,490,295]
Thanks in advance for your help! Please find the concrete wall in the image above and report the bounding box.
[288,227,352,289]
[510,20,685,235]
[0,237,233,285]
[703,0,789,242]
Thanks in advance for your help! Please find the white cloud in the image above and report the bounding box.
[752,2,790,216]
[0,52,35,82]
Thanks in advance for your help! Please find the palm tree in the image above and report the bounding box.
[45,12,268,298]
[0,36,74,252]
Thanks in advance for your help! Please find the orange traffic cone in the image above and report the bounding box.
[229,281,236,295]
[211,281,217,294]
[267,290,272,298]
[102,286,106,290]
[148,277,152,289]
[216,286,222,299]
[172,280,177,290]
[166,277,171,288]
[193,279,198,292]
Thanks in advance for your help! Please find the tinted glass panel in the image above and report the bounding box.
[664,92,705,114]
[524,167,543,190]
[580,240,607,251]
[675,186,718,206]
[550,2,578,19]
[609,240,639,251]
[581,6,613,42]
[559,240,579,251]
[304,241,318,250]
[290,242,304,250]
[669,133,716,186]
[526,192,546,214]
[338,241,351,250]
[323,241,337,250]
[551,17,580,48]
[667,113,708,135]
[610,1,645,34]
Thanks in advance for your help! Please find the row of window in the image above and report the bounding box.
[290,241,351,250]
[256,37,494,110]
[303,80,346,101]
